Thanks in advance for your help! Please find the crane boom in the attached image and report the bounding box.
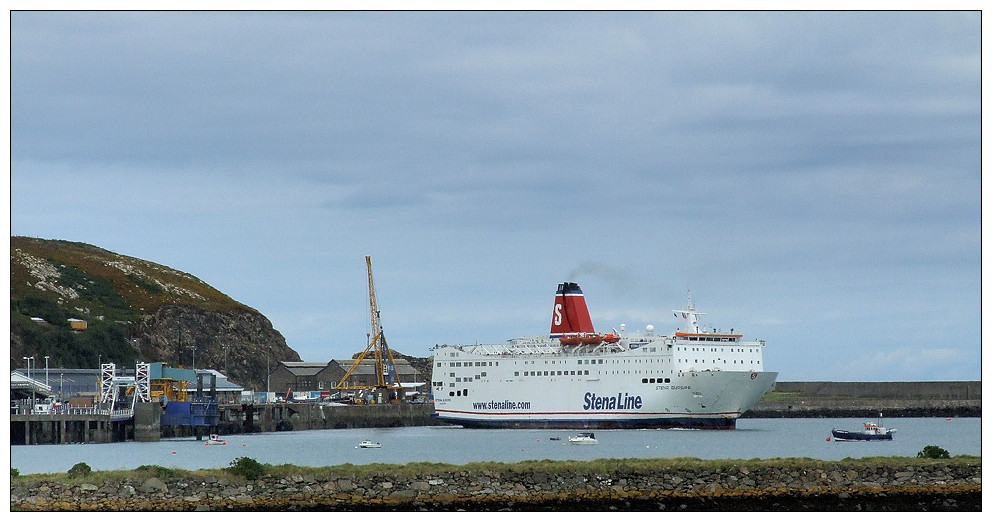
[333,256,403,396]
[367,256,384,387]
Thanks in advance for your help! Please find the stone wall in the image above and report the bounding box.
[11,460,981,511]
[773,381,981,400]
[743,398,980,418]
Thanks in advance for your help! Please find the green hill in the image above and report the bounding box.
[10,236,299,389]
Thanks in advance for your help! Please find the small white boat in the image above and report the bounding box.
[357,440,382,448]
[205,434,226,445]
[568,432,598,445]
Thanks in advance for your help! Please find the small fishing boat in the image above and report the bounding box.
[357,440,382,448]
[832,414,897,441]
[568,432,598,445]
[205,434,226,445]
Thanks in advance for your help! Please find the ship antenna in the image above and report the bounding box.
[672,289,705,334]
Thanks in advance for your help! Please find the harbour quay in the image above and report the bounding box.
[10,379,980,445]
[216,401,444,434]
[10,402,443,445]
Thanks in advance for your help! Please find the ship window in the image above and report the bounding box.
[577,360,582,365]
[598,359,603,364]
[642,378,648,383]
[481,372,487,377]
[449,391,455,396]
[449,372,455,377]
[665,378,671,383]
[584,370,589,375]
[455,391,460,396]
[544,371,549,376]
[463,389,468,396]
[436,362,441,367]
[456,377,461,382]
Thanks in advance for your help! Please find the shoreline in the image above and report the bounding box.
[10,456,981,511]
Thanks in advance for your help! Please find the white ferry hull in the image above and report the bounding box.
[431,283,776,430]
[433,370,776,430]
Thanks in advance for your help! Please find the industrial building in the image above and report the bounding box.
[268,358,425,401]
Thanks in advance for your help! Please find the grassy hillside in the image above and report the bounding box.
[10,236,256,369]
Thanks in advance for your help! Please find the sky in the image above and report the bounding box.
[7,11,983,382]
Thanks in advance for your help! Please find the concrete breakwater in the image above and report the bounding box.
[743,399,981,419]
[11,459,981,511]
[746,381,982,419]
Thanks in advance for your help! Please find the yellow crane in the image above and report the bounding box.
[333,256,404,402]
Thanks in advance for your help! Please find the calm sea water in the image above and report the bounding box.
[8,417,980,475]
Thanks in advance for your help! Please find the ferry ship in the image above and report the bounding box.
[430,282,776,429]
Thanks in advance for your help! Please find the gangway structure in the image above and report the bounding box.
[334,256,405,403]
[98,362,152,420]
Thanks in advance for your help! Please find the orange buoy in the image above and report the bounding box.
[172,450,177,454]
[826,437,831,441]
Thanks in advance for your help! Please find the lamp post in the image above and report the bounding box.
[44,355,50,386]
[22,356,33,379]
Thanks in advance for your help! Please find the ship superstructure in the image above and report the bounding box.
[430,282,776,429]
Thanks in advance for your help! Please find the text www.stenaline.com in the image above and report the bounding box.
[473,400,532,410]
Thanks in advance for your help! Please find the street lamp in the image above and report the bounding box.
[22,356,33,379]
[44,355,50,386]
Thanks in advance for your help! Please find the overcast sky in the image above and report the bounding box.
[9,11,982,381]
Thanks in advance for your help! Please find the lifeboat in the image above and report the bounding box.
[559,333,618,345]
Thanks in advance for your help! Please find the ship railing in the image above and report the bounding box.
[460,343,561,356]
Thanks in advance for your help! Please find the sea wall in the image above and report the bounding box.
[742,399,980,419]
[217,402,444,435]
[773,381,981,400]
[11,460,981,511]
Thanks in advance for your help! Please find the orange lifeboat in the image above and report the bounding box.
[560,333,618,345]
[602,332,620,344]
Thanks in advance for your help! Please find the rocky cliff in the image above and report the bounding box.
[10,236,300,389]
